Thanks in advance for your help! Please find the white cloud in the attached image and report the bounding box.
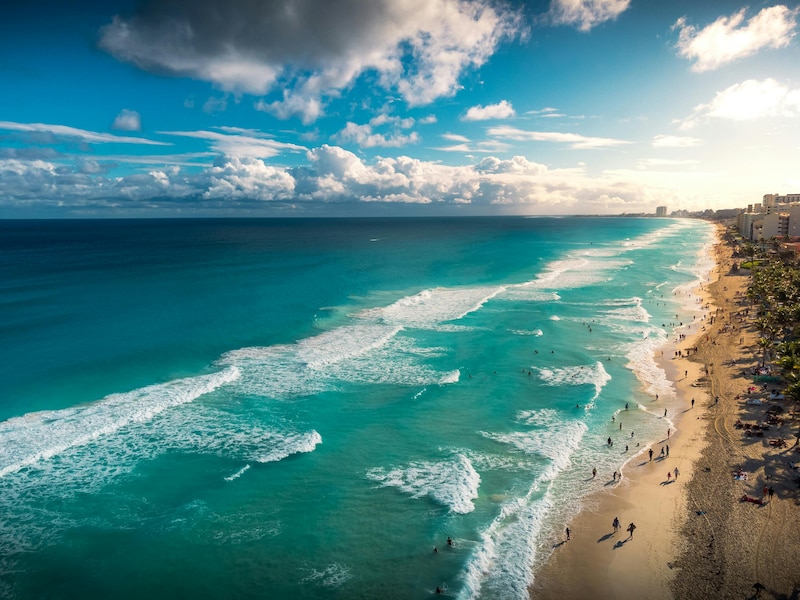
[0,121,168,145]
[526,107,560,115]
[159,129,306,158]
[674,5,799,72]
[463,100,515,121]
[475,155,548,175]
[203,156,296,199]
[487,125,631,149]
[334,121,420,148]
[434,133,510,153]
[203,96,228,114]
[254,90,322,125]
[651,135,702,148]
[434,140,511,153]
[332,114,421,148]
[98,0,523,121]
[442,133,471,143]
[548,0,631,32]
[680,78,800,129]
[0,144,678,216]
[111,109,141,131]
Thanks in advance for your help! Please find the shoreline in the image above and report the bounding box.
[529,223,800,599]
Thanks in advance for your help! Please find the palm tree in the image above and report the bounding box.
[757,337,772,368]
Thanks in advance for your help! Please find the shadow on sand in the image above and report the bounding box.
[613,537,633,549]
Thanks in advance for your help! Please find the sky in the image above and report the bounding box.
[1,0,799,217]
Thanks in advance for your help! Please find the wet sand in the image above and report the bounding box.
[530,224,800,600]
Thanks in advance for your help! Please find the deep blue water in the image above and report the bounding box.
[0,216,714,599]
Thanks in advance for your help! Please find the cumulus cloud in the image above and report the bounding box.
[111,109,142,131]
[334,119,419,148]
[463,100,515,121]
[487,125,631,149]
[98,0,523,122]
[673,5,799,72]
[0,121,168,145]
[203,155,296,199]
[0,144,669,215]
[680,78,800,129]
[548,0,631,32]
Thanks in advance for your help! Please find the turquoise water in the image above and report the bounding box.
[0,217,714,599]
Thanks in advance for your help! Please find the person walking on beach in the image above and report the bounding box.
[612,517,620,533]
[666,445,669,457]
[565,527,571,541]
[667,471,672,482]
[627,522,636,538]
[649,448,653,461]
[674,467,680,479]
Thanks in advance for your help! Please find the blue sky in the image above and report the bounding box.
[1,0,799,217]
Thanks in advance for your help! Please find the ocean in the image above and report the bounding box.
[0,216,715,599]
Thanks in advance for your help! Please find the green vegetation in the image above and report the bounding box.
[739,230,800,445]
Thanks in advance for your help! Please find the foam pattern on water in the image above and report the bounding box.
[366,453,481,514]
[463,411,588,599]
[0,366,240,478]
[536,361,611,409]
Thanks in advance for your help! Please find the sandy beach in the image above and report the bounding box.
[531,223,800,600]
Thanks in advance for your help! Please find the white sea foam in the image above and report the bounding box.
[482,419,587,463]
[254,430,322,463]
[224,464,251,481]
[536,361,611,408]
[498,286,560,302]
[625,324,675,401]
[298,323,402,369]
[510,328,543,337]
[363,286,504,328]
[301,563,353,587]
[464,417,587,598]
[438,370,460,385]
[0,366,240,478]
[366,453,480,514]
[601,297,651,324]
[515,408,560,427]
[221,330,452,397]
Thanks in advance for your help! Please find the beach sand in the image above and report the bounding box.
[530,224,800,600]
